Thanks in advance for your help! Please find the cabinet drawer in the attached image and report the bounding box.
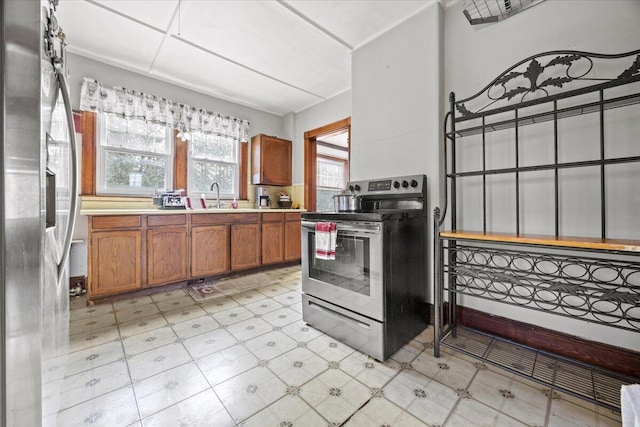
[191,213,239,225]
[262,212,284,222]
[147,214,187,227]
[233,213,260,223]
[285,212,301,221]
[92,215,141,229]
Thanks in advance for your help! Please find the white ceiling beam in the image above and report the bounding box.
[82,0,325,104]
[276,0,354,51]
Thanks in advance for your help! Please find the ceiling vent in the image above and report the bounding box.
[463,0,546,25]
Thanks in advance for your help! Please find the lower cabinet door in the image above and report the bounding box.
[90,230,142,296]
[191,225,230,277]
[147,227,188,286]
[284,220,301,261]
[262,221,284,264]
[230,223,260,271]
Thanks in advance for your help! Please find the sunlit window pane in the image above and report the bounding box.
[104,151,167,191]
[98,114,172,195]
[191,161,235,195]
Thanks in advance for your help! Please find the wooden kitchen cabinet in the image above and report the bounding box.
[88,215,142,297]
[229,214,261,271]
[146,215,188,287]
[262,213,284,265]
[284,212,302,261]
[87,210,299,300]
[251,134,292,186]
[231,222,261,271]
[191,225,229,277]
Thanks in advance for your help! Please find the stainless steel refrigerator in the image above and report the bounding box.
[1,0,77,425]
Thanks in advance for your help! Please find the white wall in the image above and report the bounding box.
[292,90,352,185]
[443,0,640,350]
[351,3,444,303]
[351,4,443,182]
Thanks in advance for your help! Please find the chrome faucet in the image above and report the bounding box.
[209,182,224,208]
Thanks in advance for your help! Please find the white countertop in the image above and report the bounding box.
[81,208,305,216]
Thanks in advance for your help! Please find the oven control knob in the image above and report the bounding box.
[348,185,354,191]
[410,179,418,187]
[402,180,409,188]
[354,184,360,191]
[393,181,400,189]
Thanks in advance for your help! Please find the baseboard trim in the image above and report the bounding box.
[456,305,640,379]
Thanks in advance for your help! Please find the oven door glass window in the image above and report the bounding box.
[308,232,370,296]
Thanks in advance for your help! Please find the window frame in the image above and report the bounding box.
[187,130,241,199]
[95,113,174,196]
[316,154,348,190]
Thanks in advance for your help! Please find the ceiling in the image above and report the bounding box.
[57,0,447,116]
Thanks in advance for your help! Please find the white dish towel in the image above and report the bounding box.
[315,222,336,260]
[622,384,640,427]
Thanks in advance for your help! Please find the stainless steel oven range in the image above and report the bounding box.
[301,174,429,361]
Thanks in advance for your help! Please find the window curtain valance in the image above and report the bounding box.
[79,77,250,142]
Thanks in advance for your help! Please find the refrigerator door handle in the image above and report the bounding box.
[55,68,78,283]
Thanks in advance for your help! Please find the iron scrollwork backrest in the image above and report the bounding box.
[454,49,640,120]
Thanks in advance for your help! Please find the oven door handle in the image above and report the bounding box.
[301,221,381,234]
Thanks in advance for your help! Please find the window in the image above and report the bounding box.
[188,131,239,199]
[316,156,348,212]
[96,114,173,195]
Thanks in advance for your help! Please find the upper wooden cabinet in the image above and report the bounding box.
[251,134,292,186]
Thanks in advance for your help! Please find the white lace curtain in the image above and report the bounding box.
[79,77,250,142]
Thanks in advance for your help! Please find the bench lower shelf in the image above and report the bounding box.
[440,326,638,412]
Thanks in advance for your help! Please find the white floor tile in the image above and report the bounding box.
[244,330,297,361]
[243,298,284,315]
[260,307,301,328]
[59,359,131,410]
[64,340,125,377]
[445,397,528,427]
[182,328,238,359]
[133,362,209,418]
[141,389,234,427]
[269,347,328,387]
[126,342,192,382]
[226,317,275,342]
[196,344,258,386]
[162,305,208,324]
[199,297,239,314]
[117,313,168,338]
[384,368,459,426]
[115,303,161,324]
[121,326,180,357]
[298,368,371,425]
[56,385,139,427]
[340,351,402,388]
[345,397,429,427]
[213,366,287,423]
[68,325,121,353]
[211,306,256,326]
[69,312,117,336]
[155,295,197,313]
[306,334,355,362]
[240,395,327,427]
[170,315,220,340]
[62,266,610,426]
[149,288,187,303]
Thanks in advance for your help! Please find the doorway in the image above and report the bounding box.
[304,117,351,212]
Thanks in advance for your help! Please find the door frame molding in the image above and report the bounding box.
[303,117,351,211]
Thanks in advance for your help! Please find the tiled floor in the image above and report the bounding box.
[58,266,622,427]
